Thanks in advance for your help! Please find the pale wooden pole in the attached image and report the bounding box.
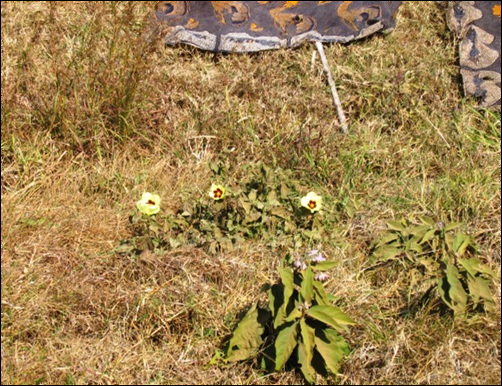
[315,41,349,134]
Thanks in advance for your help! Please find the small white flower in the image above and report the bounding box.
[309,250,326,263]
[315,272,329,282]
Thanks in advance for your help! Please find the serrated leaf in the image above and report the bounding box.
[271,206,291,220]
[274,305,288,329]
[274,322,299,370]
[420,228,437,244]
[209,162,220,174]
[445,264,468,314]
[311,261,337,271]
[307,305,355,333]
[376,233,400,247]
[297,342,316,384]
[301,266,314,304]
[453,233,473,257]
[313,281,331,306]
[285,307,302,322]
[226,305,264,362]
[407,240,423,253]
[409,225,432,242]
[269,284,283,323]
[445,233,455,252]
[300,319,315,362]
[314,328,349,375]
[267,190,279,205]
[467,275,494,312]
[458,258,495,277]
[239,198,252,215]
[278,267,295,311]
[444,222,463,232]
[458,258,481,277]
[373,245,402,261]
[419,216,436,226]
[387,220,406,231]
[280,183,290,198]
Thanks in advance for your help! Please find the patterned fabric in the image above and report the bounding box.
[442,1,501,107]
[154,1,403,52]
[154,1,501,108]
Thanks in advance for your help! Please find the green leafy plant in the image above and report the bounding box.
[224,250,354,384]
[117,161,341,256]
[369,216,495,315]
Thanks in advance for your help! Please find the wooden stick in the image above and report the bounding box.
[315,41,349,134]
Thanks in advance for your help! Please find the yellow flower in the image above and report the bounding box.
[209,184,226,200]
[136,192,161,216]
[301,192,322,213]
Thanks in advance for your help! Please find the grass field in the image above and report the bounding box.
[1,2,501,384]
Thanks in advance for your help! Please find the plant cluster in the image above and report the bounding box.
[117,162,339,256]
[224,250,354,384]
[369,216,496,315]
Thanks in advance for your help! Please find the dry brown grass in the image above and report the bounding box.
[1,1,501,385]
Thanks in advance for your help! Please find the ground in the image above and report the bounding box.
[1,2,500,385]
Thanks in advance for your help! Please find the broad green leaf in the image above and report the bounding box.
[271,206,290,219]
[458,258,481,277]
[419,216,436,226]
[467,275,494,312]
[313,281,331,306]
[445,264,468,314]
[239,198,252,214]
[301,267,314,304]
[314,328,349,375]
[267,190,279,205]
[406,240,423,253]
[226,305,264,362]
[409,225,432,242]
[278,267,295,310]
[274,306,287,329]
[421,228,437,244]
[269,284,281,318]
[311,261,337,271]
[300,319,315,364]
[458,258,495,277]
[373,245,402,261]
[417,257,440,273]
[297,342,316,384]
[274,322,299,370]
[307,305,355,333]
[444,222,463,232]
[437,276,450,309]
[280,183,290,198]
[453,233,473,257]
[387,220,406,231]
[376,232,399,247]
[285,307,302,322]
[445,233,455,253]
[269,284,287,328]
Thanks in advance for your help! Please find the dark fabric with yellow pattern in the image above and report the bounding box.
[154,1,403,52]
[154,1,501,108]
[442,1,500,107]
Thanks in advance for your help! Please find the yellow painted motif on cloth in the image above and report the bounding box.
[250,23,264,32]
[493,4,501,18]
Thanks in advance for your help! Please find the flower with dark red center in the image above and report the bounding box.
[136,192,161,216]
[301,192,322,213]
[209,184,226,200]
